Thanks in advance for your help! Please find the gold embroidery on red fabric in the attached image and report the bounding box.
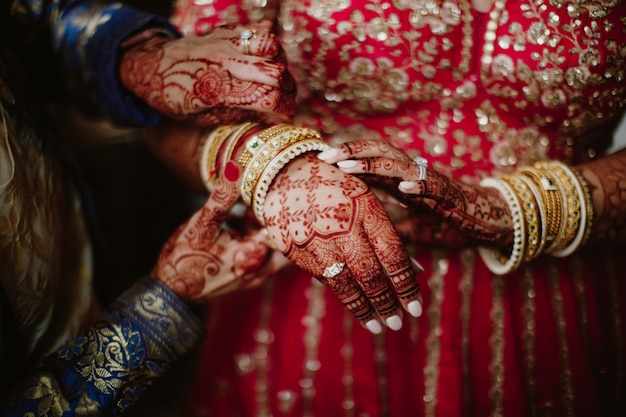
[604,250,625,411]
[459,249,476,415]
[374,332,390,417]
[301,278,325,416]
[548,262,575,416]
[253,279,275,416]
[341,308,355,417]
[567,256,590,354]
[423,249,448,417]
[489,274,505,416]
[521,265,538,417]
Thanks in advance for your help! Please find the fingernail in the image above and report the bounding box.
[410,257,425,273]
[399,181,417,191]
[225,161,240,181]
[365,319,382,334]
[385,315,403,331]
[408,300,423,318]
[337,160,358,169]
[318,148,338,161]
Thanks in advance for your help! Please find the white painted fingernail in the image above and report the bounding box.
[399,181,417,192]
[385,315,403,331]
[410,257,425,273]
[408,300,423,318]
[337,160,358,169]
[365,319,382,334]
[318,148,338,161]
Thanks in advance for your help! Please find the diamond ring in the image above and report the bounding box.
[322,262,346,278]
[413,156,428,181]
[240,29,255,55]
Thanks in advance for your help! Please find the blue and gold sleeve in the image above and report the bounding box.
[1,277,205,416]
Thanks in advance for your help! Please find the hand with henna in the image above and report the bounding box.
[317,140,515,250]
[152,161,289,302]
[119,20,296,126]
[263,153,424,334]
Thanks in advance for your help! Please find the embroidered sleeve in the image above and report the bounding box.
[1,276,206,416]
[15,0,181,127]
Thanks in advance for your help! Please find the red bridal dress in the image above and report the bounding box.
[173,1,626,416]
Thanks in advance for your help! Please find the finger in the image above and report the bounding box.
[361,195,423,318]
[245,27,281,58]
[335,157,421,182]
[318,140,411,164]
[226,22,280,58]
[320,266,385,335]
[334,233,405,330]
[287,243,383,334]
[190,79,297,124]
[222,57,290,88]
[202,161,243,222]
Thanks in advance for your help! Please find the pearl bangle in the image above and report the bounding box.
[478,177,527,275]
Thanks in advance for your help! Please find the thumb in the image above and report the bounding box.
[204,161,243,220]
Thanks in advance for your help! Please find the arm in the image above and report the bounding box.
[13,0,180,126]
[321,139,626,274]
[12,1,294,127]
[576,148,626,243]
[146,121,425,334]
[0,163,283,416]
[2,277,205,416]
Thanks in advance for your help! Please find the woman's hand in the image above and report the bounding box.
[153,161,288,302]
[318,140,515,249]
[263,153,424,334]
[119,21,296,126]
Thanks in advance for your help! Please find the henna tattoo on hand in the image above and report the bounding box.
[119,31,296,125]
[264,154,421,325]
[579,151,626,243]
[152,164,274,301]
[332,139,515,248]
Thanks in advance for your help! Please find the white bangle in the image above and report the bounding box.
[478,177,526,275]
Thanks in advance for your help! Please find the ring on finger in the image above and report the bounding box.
[240,29,255,55]
[322,262,346,278]
[412,156,428,181]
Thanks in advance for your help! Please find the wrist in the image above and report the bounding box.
[120,27,175,52]
[198,123,329,225]
[235,125,329,224]
[478,160,593,275]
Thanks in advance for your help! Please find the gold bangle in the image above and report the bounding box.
[571,166,594,248]
[518,166,562,252]
[199,124,237,190]
[516,173,548,260]
[240,126,322,206]
[237,124,293,168]
[545,161,593,257]
[219,122,259,168]
[536,161,579,253]
[501,174,541,262]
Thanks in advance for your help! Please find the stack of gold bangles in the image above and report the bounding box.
[199,123,329,225]
[478,160,593,275]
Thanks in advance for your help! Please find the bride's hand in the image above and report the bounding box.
[119,20,296,126]
[318,140,514,248]
[263,153,424,334]
[153,162,288,302]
